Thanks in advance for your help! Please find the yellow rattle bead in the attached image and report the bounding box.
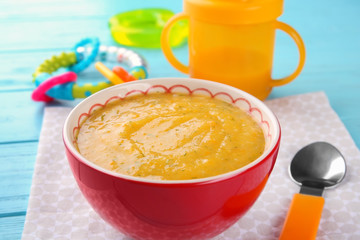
[95,62,125,85]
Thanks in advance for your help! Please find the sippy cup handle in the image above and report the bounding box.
[161,12,189,74]
[270,21,306,87]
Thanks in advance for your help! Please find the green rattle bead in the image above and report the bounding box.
[32,52,77,82]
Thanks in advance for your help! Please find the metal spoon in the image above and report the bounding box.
[279,142,347,240]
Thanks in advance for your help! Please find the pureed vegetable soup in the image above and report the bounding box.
[75,92,265,180]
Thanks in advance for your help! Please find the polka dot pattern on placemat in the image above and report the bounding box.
[22,92,360,240]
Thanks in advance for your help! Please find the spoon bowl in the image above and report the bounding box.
[290,141,347,195]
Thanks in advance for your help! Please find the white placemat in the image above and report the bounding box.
[22,92,360,240]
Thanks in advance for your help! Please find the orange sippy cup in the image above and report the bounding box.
[161,0,306,100]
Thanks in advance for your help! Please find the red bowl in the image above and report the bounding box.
[63,78,281,240]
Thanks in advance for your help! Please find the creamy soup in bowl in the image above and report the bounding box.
[63,78,280,240]
[75,92,265,180]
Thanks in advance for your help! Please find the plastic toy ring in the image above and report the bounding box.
[31,72,77,102]
[70,38,100,73]
[32,39,148,102]
[109,8,188,48]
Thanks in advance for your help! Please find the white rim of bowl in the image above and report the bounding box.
[63,77,281,185]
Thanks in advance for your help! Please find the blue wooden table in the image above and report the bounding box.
[1,0,359,239]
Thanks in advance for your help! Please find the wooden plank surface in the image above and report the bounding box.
[0,216,26,240]
[0,0,359,239]
[0,142,37,215]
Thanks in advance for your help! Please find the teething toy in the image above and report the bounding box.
[32,38,148,102]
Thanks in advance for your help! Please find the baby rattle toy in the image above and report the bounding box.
[31,37,148,102]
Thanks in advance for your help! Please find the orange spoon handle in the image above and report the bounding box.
[279,193,325,240]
